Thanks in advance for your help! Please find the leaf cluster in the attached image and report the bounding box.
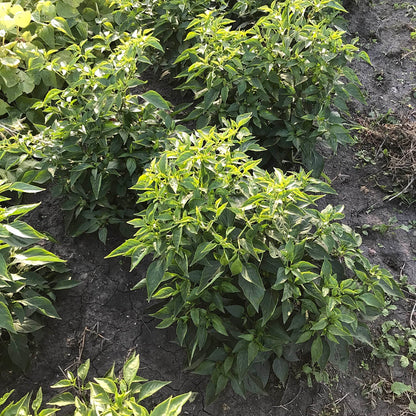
[109,121,401,402]
[0,180,75,370]
[0,354,192,415]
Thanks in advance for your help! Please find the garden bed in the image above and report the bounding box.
[1,0,416,415]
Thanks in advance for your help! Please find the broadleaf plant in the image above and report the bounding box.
[0,180,75,370]
[109,119,401,402]
[174,0,369,173]
[30,31,173,242]
[0,354,192,415]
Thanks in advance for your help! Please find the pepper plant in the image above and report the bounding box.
[0,354,192,415]
[175,0,369,172]
[0,181,75,370]
[108,118,400,402]
[31,32,172,242]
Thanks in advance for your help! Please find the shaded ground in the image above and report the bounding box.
[1,0,416,415]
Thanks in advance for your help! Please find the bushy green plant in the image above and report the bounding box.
[0,0,157,125]
[109,119,401,402]
[0,180,75,370]
[0,354,192,415]
[31,32,172,242]
[117,0,272,67]
[174,0,369,172]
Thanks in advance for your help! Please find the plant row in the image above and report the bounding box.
[0,0,401,410]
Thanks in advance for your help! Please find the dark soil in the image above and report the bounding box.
[1,0,416,415]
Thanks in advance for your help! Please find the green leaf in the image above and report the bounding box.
[0,301,15,333]
[90,173,102,200]
[391,382,412,396]
[146,259,166,298]
[47,392,75,406]
[272,357,289,384]
[138,380,170,401]
[8,333,29,369]
[211,315,228,336]
[149,392,192,416]
[241,263,264,289]
[4,221,44,241]
[0,254,9,279]
[409,399,416,412]
[77,359,90,381]
[14,247,66,265]
[94,378,117,394]
[140,91,171,110]
[123,353,141,387]
[230,257,243,276]
[360,292,384,309]
[191,242,217,266]
[14,11,31,28]
[10,182,43,193]
[50,17,74,39]
[50,380,73,388]
[238,276,265,312]
[311,336,323,364]
[19,296,60,319]
[13,317,43,334]
[400,355,410,368]
[296,331,312,344]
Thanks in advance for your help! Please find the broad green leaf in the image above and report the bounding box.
[77,359,90,381]
[4,221,44,241]
[8,333,29,369]
[211,315,228,336]
[53,279,79,290]
[191,242,216,266]
[0,301,15,333]
[32,388,43,413]
[391,382,412,396]
[241,263,264,289]
[0,254,9,279]
[50,380,73,389]
[3,203,40,218]
[0,98,9,115]
[138,380,170,401]
[47,392,75,406]
[18,296,60,319]
[123,353,141,387]
[238,276,265,312]
[50,17,74,38]
[13,317,43,333]
[359,292,384,309]
[149,392,192,416]
[311,336,323,364]
[14,247,65,265]
[146,259,166,298]
[230,257,243,276]
[140,91,171,110]
[90,173,102,200]
[272,357,289,383]
[94,378,117,394]
[14,11,31,28]
[106,239,140,258]
[10,182,43,193]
